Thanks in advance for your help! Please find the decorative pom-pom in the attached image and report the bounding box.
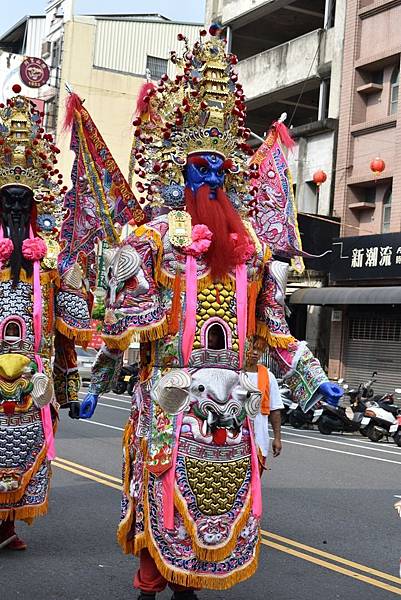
[22,237,47,261]
[12,83,22,94]
[0,238,14,261]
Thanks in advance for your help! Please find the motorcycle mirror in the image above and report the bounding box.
[343,384,349,390]
[395,388,401,394]
[372,371,378,377]
[337,378,344,384]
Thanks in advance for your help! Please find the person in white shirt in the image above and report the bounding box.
[246,348,283,463]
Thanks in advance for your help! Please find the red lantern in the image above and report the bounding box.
[313,170,327,187]
[370,157,385,177]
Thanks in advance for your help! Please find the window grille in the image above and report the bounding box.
[349,316,401,342]
[146,55,168,80]
[382,187,392,233]
[389,66,399,115]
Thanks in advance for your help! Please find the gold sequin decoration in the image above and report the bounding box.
[185,456,250,516]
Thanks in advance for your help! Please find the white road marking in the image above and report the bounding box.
[280,429,401,456]
[283,439,401,466]
[97,402,130,412]
[280,425,394,446]
[78,413,401,465]
[79,420,124,431]
[78,392,132,405]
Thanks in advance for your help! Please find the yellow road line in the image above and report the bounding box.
[262,539,401,596]
[53,457,401,593]
[261,529,401,585]
[52,461,122,491]
[55,456,122,484]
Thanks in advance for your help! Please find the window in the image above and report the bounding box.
[51,39,62,68]
[365,187,376,203]
[45,98,57,131]
[382,188,392,233]
[146,55,168,80]
[389,67,399,115]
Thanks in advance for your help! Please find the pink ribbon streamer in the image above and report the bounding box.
[182,254,197,366]
[235,263,248,369]
[247,417,262,518]
[29,226,55,460]
[0,224,3,270]
[162,412,183,530]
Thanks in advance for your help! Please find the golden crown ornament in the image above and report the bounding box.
[130,25,258,214]
[0,85,66,265]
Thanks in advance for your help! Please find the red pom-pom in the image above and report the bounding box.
[12,83,22,94]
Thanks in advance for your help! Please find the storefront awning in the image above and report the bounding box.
[290,286,401,306]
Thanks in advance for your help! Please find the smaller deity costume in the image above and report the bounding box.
[0,91,91,529]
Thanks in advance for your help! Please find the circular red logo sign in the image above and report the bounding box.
[20,57,50,88]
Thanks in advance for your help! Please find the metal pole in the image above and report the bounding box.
[225,25,232,53]
[324,0,334,28]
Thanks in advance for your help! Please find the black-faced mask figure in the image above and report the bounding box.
[0,185,34,285]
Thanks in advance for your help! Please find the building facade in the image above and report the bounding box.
[292,0,401,394]
[206,0,346,368]
[0,1,201,182]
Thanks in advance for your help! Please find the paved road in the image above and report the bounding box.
[3,389,401,600]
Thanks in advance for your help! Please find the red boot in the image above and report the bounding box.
[0,520,27,551]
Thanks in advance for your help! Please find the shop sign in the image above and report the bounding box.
[20,57,50,88]
[330,232,401,281]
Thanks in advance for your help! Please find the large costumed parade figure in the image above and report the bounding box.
[81,29,342,597]
[0,86,92,550]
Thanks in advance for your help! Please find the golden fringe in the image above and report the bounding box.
[0,443,47,505]
[55,318,93,345]
[118,439,149,556]
[255,321,295,349]
[135,470,259,589]
[263,245,273,264]
[102,320,168,351]
[0,497,49,523]
[102,329,134,351]
[138,319,169,343]
[117,421,136,555]
[0,267,58,284]
[157,269,263,294]
[157,270,231,292]
[174,487,252,562]
[144,519,260,590]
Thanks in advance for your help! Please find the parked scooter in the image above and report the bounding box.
[112,363,139,395]
[316,397,371,435]
[315,373,377,435]
[288,395,324,429]
[279,383,297,425]
[364,391,401,445]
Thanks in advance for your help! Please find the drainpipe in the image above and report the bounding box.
[324,0,334,29]
[225,25,232,53]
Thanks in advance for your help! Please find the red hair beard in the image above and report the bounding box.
[185,185,251,279]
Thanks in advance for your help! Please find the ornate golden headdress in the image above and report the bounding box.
[130,26,258,214]
[0,86,65,265]
[0,86,65,201]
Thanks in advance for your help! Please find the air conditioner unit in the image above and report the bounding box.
[42,41,51,58]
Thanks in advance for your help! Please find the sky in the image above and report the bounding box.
[1,0,205,36]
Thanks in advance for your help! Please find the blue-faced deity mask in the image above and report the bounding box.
[185,153,225,198]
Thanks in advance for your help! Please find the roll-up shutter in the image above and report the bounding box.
[344,311,401,398]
